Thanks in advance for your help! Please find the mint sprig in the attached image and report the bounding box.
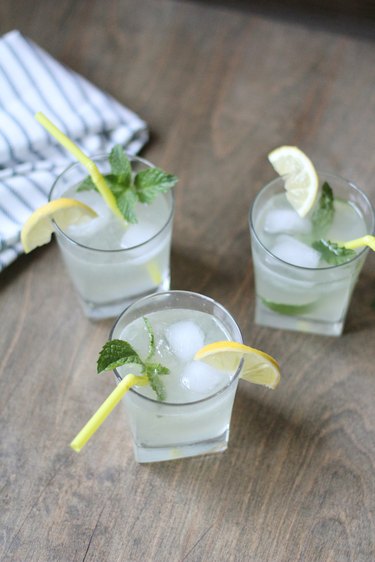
[311,182,334,236]
[77,145,178,223]
[144,363,169,401]
[109,145,132,185]
[312,239,356,265]
[135,168,177,203]
[143,316,155,360]
[261,298,314,316]
[97,317,169,401]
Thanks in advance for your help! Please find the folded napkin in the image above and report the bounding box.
[0,30,149,271]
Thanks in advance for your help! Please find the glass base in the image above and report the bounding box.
[133,429,229,463]
[80,276,171,320]
[255,300,344,336]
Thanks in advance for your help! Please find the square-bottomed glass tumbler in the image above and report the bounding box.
[249,173,374,336]
[49,154,174,320]
[110,291,243,463]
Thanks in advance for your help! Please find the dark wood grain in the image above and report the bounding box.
[1,1,375,561]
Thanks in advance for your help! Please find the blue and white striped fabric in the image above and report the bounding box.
[0,30,149,271]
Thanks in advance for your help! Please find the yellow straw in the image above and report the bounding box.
[35,112,124,221]
[340,235,375,252]
[70,374,148,452]
[36,112,166,287]
[146,261,162,285]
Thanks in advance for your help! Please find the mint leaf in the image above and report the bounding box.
[97,318,170,401]
[143,316,155,361]
[102,174,126,196]
[77,174,121,194]
[109,145,132,187]
[312,182,334,236]
[312,239,356,265]
[135,168,178,203]
[144,364,167,401]
[261,298,314,316]
[142,317,169,400]
[75,145,178,223]
[77,176,97,192]
[97,340,144,373]
[116,189,138,223]
[146,362,170,376]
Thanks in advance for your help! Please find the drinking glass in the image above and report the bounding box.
[49,154,174,320]
[249,173,374,336]
[110,291,243,463]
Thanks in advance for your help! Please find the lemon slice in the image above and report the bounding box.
[21,198,97,253]
[268,146,319,217]
[194,341,280,389]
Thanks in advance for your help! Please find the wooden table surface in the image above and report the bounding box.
[1,1,375,561]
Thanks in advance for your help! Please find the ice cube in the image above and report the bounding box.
[264,209,311,235]
[181,361,225,394]
[65,192,112,239]
[271,235,321,268]
[120,222,157,248]
[65,212,111,239]
[165,321,205,362]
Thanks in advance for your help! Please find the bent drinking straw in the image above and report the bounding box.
[36,112,164,283]
[70,374,148,452]
[341,235,375,252]
[35,112,124,220]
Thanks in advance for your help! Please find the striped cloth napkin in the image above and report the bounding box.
[0,30,149,271]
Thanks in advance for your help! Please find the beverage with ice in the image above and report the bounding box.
[110,291,243,463]
[20,115,178,320]
[49,152,175,319]
[70,290,280,458]
[250,170,374,336]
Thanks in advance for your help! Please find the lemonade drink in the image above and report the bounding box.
[111,291,243,463]
[250,173,374,335]
[49,154,174,319]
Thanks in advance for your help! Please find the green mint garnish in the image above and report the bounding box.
[261,298,314,316]
[77,175,96,191]
[311,182,334,236]
[77,145,178,223]
[97,340,144,372]
[312,239,356,265]
[109,144,132,186]
[97,317,169,401]
[135,168,178,203]
[144,363,169,401]
[143,316,155,361]
[116,189,138,224]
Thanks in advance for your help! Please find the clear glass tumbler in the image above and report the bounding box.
[49,154,174,320]
[110,291,243,463]
[249,173,374,336]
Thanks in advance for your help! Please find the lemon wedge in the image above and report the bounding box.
[194,341,280,389]
[21,198,97,253]
[268,146,319,217]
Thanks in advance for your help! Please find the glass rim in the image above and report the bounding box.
[249,171,375,272]
[110,290,244,407]
[48,152,175,253]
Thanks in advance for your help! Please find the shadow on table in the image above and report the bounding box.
[183,0,375,41]
[0,244,51,293]
[344,269,375,334]
[170,245,246,296]
[143,389,322,519]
